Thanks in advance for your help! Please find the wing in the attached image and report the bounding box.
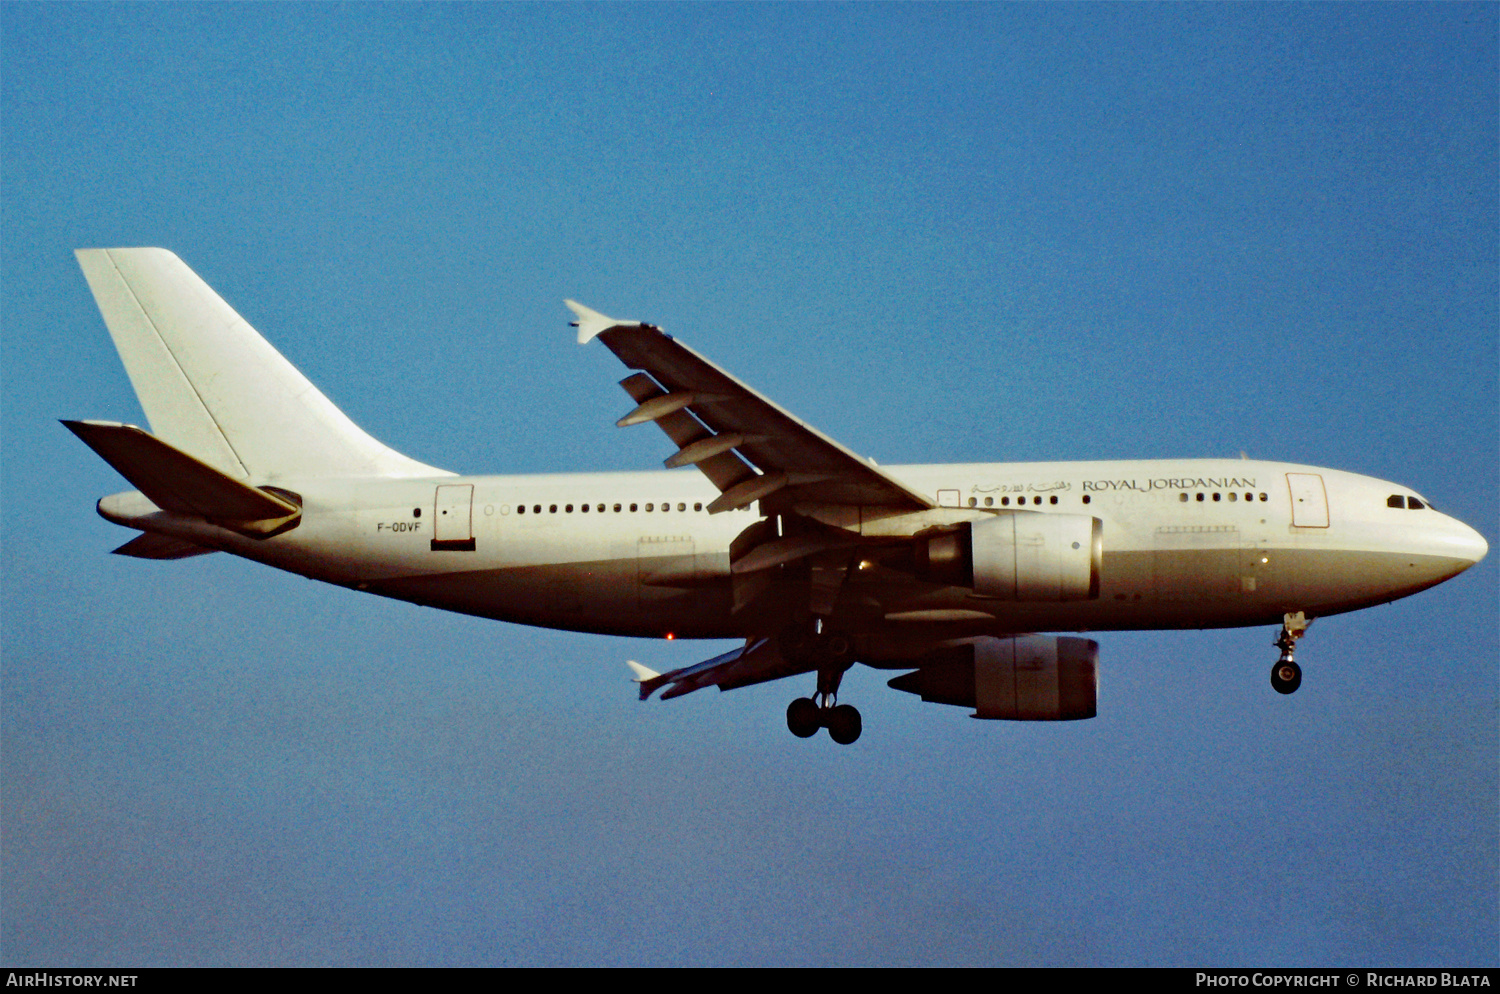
[627,638,813,700]
[569,302,932,515]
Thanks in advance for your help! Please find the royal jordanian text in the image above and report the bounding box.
[1084,477,1258,493]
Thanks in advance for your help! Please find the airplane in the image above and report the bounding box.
[64,248,1489,744]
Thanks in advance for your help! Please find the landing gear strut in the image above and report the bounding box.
[781,620,861,744]
[1271,611,1309,695]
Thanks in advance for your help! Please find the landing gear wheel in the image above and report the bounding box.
[1270,612,1309,696]
[786,697,820,738]
[827,704,862,745]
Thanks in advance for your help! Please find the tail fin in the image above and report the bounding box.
[75,248,448,480]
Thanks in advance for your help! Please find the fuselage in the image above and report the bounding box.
[70,248,1491,735]
[98,457,1488,648]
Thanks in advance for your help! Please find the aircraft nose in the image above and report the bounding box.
[1428,515,1489,570]
[1455,520,1488,565]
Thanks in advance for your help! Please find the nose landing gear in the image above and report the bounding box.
[1271,659,1302,695]
[1271,611,1310,695]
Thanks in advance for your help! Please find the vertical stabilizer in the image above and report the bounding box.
[75,248,449,480]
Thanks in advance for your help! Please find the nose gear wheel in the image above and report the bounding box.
[1270,612,1309,695]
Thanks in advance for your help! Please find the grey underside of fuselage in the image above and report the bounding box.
[361,547,1468,646]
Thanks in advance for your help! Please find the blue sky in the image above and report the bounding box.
[3,3,1495,966]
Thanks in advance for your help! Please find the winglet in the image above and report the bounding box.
[626,660,670,701]
[626,660,661,682]
[566,300,635,345]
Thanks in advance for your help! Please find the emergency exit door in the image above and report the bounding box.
[431,484,477,551]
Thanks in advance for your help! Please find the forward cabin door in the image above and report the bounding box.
[431,484,476,551]
[1286,473,1329,528]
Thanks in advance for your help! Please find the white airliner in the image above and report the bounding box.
[66,248,1488,744]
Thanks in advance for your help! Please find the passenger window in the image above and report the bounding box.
[549,505,557,514]
[630,503,638,512]
[413,507,422,517]
[581,504,589,513]
[518,505,526,514]
[678,502,686,512]
[1001,497,1010,506]
[694,502,703,512]
[1179,493,1188,502]
[645,503,654,512]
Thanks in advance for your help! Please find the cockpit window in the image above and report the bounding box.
[1407,497,1425,510]
[1387,494,1404,508]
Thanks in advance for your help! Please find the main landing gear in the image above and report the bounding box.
[787,695,862,745]
[1271,611,1310,695]
[781,621,861,744]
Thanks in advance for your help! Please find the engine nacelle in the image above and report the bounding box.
[886,635,1098,720]
[914,512,1102,601]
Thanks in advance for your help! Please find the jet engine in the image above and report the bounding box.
[913,512,1102,600]
[887,635,1098,720]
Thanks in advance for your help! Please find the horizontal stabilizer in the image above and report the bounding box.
[112,532,217,560]
[63,420,300,532]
